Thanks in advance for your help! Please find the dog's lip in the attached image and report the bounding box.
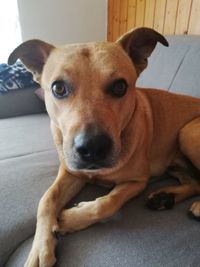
[67,161,115,173]
[85,164,105,170]
[77,162,112,171]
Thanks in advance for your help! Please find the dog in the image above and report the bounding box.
[8,27,200,267]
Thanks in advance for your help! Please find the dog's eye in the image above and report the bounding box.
[51,80,71,98]
[108,79,128,98]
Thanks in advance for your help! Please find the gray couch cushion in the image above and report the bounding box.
[5,179,200,267]
[137,35,200,98]
[0,88,46,119]
[169,40,200,97]
[0,114,53,160]
[0,151,58,266]
[0,114,58,265]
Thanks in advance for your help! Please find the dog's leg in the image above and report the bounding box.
[147,118,200,212]
[178,117,200,220]
[147,183,200,210]
[58,181,146,234]
[179,117,200,169]
[189,201,200,221]
[24,164,85,267]
[147,154,200,210]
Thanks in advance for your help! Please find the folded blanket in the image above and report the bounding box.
[0,61,38,94]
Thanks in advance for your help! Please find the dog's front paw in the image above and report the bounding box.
[188,201,200,221]
[24,230,58,267]
[146,192,175,210]
[58,201,98,234]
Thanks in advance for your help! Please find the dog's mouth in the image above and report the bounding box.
[65,158,116,173]
[64,147,118,173]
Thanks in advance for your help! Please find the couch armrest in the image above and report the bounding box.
[0,88,46,119]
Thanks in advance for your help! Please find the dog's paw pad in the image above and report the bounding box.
[146,192,175,210]
[188,201,200,221]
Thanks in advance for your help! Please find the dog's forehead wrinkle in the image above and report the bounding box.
[58,42,127,64]
[80,47,91,58]
[43,41,136,89]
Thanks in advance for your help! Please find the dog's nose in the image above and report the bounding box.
[74,132,113,163]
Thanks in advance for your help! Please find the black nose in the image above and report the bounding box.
[74,132,113,163]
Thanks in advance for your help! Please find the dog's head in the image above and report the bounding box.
[8,28,168,174]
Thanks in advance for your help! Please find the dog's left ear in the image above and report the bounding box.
[117,27,168,76]
[8,39,55,83]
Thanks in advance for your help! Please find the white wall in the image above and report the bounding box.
[17,0,107,45]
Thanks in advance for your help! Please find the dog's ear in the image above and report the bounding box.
[117,27,168,76]
[8,39,55,83]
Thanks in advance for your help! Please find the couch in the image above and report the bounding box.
[1,35,200,267]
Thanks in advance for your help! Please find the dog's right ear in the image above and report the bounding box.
[8,39,55,83]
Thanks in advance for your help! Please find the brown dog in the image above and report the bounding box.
[9,27,200,267]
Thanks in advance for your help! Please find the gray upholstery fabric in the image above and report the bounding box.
[4,179,200,267]
[2,36,200,267]
[0,151,58,265]
[0,114,53,160]
[0,114,58,265]
[137,35,200,97]
[170,40,200,97]
[0,88,46,119]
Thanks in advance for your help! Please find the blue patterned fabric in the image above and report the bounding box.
[0,61,38,94]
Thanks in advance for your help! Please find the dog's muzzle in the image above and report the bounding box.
[71,128,114,170]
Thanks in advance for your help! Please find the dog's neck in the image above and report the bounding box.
[116,89,153,167]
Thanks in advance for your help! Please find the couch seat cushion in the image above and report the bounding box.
[4,180,200,267]
[0,114,53,160]
[0,114,58,265]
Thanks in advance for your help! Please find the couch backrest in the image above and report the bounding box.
[136,35,200,98]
